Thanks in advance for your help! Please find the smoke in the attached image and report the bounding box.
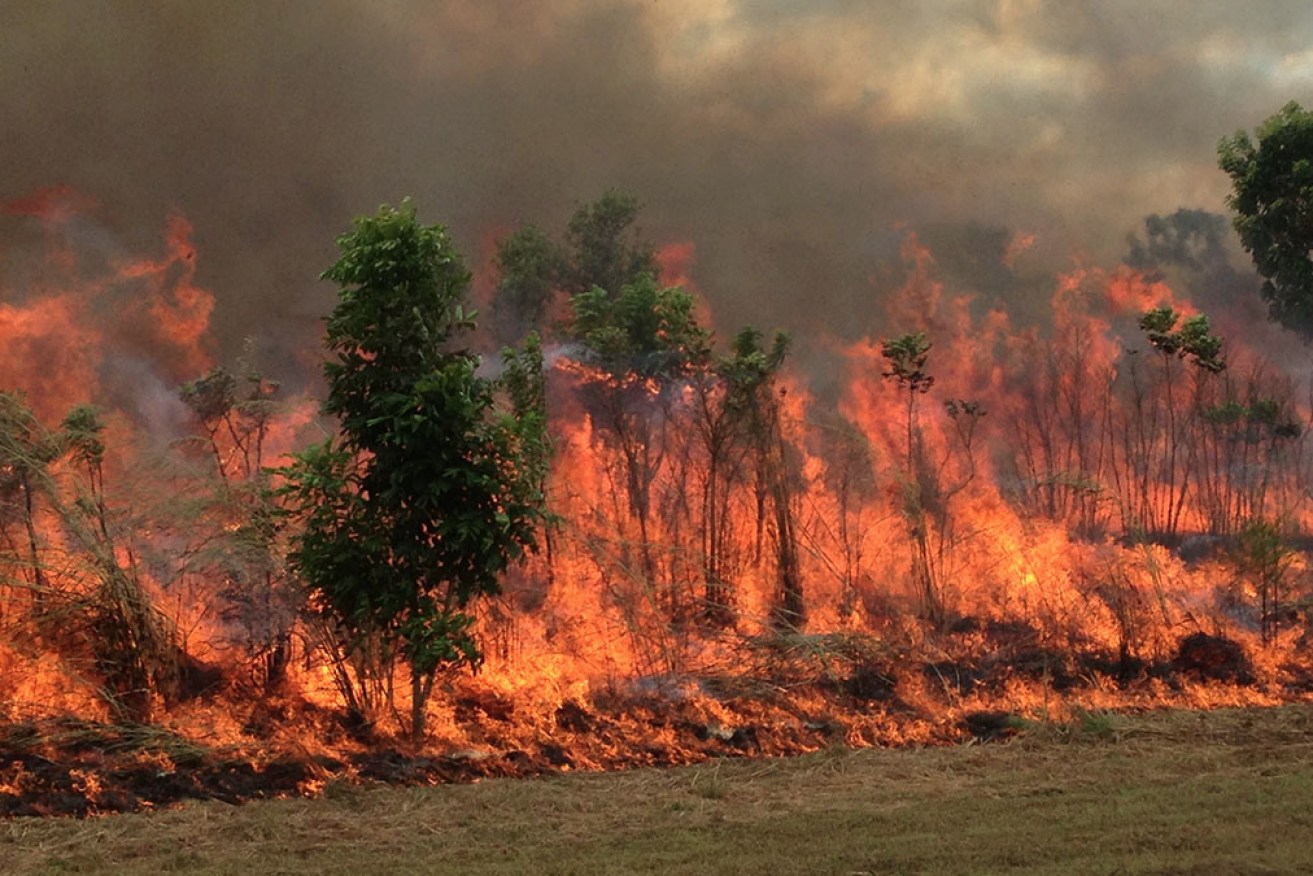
[4,1,1313,387]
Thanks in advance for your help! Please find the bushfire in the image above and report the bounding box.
[0,186,1310,817]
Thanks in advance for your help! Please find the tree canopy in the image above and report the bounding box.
[491,189,658,342]
[570,273,709,379]
[563,189,657,298]
[1219,101,1313,338]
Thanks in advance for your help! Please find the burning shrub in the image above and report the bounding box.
[0,393,190,723]
[1174,632,1253,684]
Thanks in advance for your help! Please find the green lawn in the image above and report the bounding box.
[4,706,1312,875]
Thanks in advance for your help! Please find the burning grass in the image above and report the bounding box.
[3,704,1312,874]
[0,620,1307,819]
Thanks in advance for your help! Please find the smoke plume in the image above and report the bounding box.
[5,1,1313,381]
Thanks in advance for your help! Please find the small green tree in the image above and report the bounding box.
[720,328,800,629]
[1198,390,1301,533]
[1219,102,1313,337]
[571,273,708,374]
[563,189,658,298]
[879,333,983,627]
[491,225,564,342]
[1126,307,1226,538]
[570,273,709,612]
[880,332,935,470]
[180,352,281,483]
[500,331,555,584]
[881,333,938,622]
[1233,517,1295,646]
[279,201,542,739]
[490,189,656,342]
[0,392,58,600]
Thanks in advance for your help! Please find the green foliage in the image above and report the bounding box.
[0,392,55,592]
[571,273,710,378]
[180,367,239,426]
[1233,516,1296,644]
[555,195,704,623]
[1203,396,1302,439]
[60,405,106,473]
[1219,102,1313,338]
[0,393,181,722]
[279,201,543,735]
[500,331,552,503]
[0,391,58,472]
[563,189,657,297]
[1235,517,1291,576]
[1137,307,1226,373]
[880,332,935,394]
[1176,315,1225,373]
[688,326,792,625]
[717,327,801,628]
[180,352,282,481]
[319,201,477,436]
[176,353,292,690]
[493,224,564,337]
[720,327,790,410]
[491,189,657,337]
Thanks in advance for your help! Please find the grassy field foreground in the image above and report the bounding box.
[2,705,1312,875]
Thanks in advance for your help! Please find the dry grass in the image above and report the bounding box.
[3,705,1313,874]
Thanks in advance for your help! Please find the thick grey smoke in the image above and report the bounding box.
[4,0,1312,383]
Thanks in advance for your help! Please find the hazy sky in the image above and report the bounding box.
[4,0,1312,373]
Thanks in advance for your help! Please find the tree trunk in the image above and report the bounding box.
[410,666,435,742]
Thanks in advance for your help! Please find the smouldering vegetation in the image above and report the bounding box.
[4,705,1312,874]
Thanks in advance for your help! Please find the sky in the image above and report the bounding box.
[4,0,1313,378]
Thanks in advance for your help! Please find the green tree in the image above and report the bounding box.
[1120,308,1225,538]
[180,351,281,483]
[571,273,708,376]
[880,333,983,628]
[687,339,760,626]
[570,273,708,617]
[719,328,800,629]
[0,392,58,599]
[489,189,656,342]
[1219,102,1313,337]
[1198,390,1301,534]
[279,201,542,739]
[563,189,657,298]
[1233,517,1295,646]
[500,331,555,584]
[880,332,934,471]
[491,225,564,342]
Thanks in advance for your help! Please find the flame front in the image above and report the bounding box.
[1,189,1311,815]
